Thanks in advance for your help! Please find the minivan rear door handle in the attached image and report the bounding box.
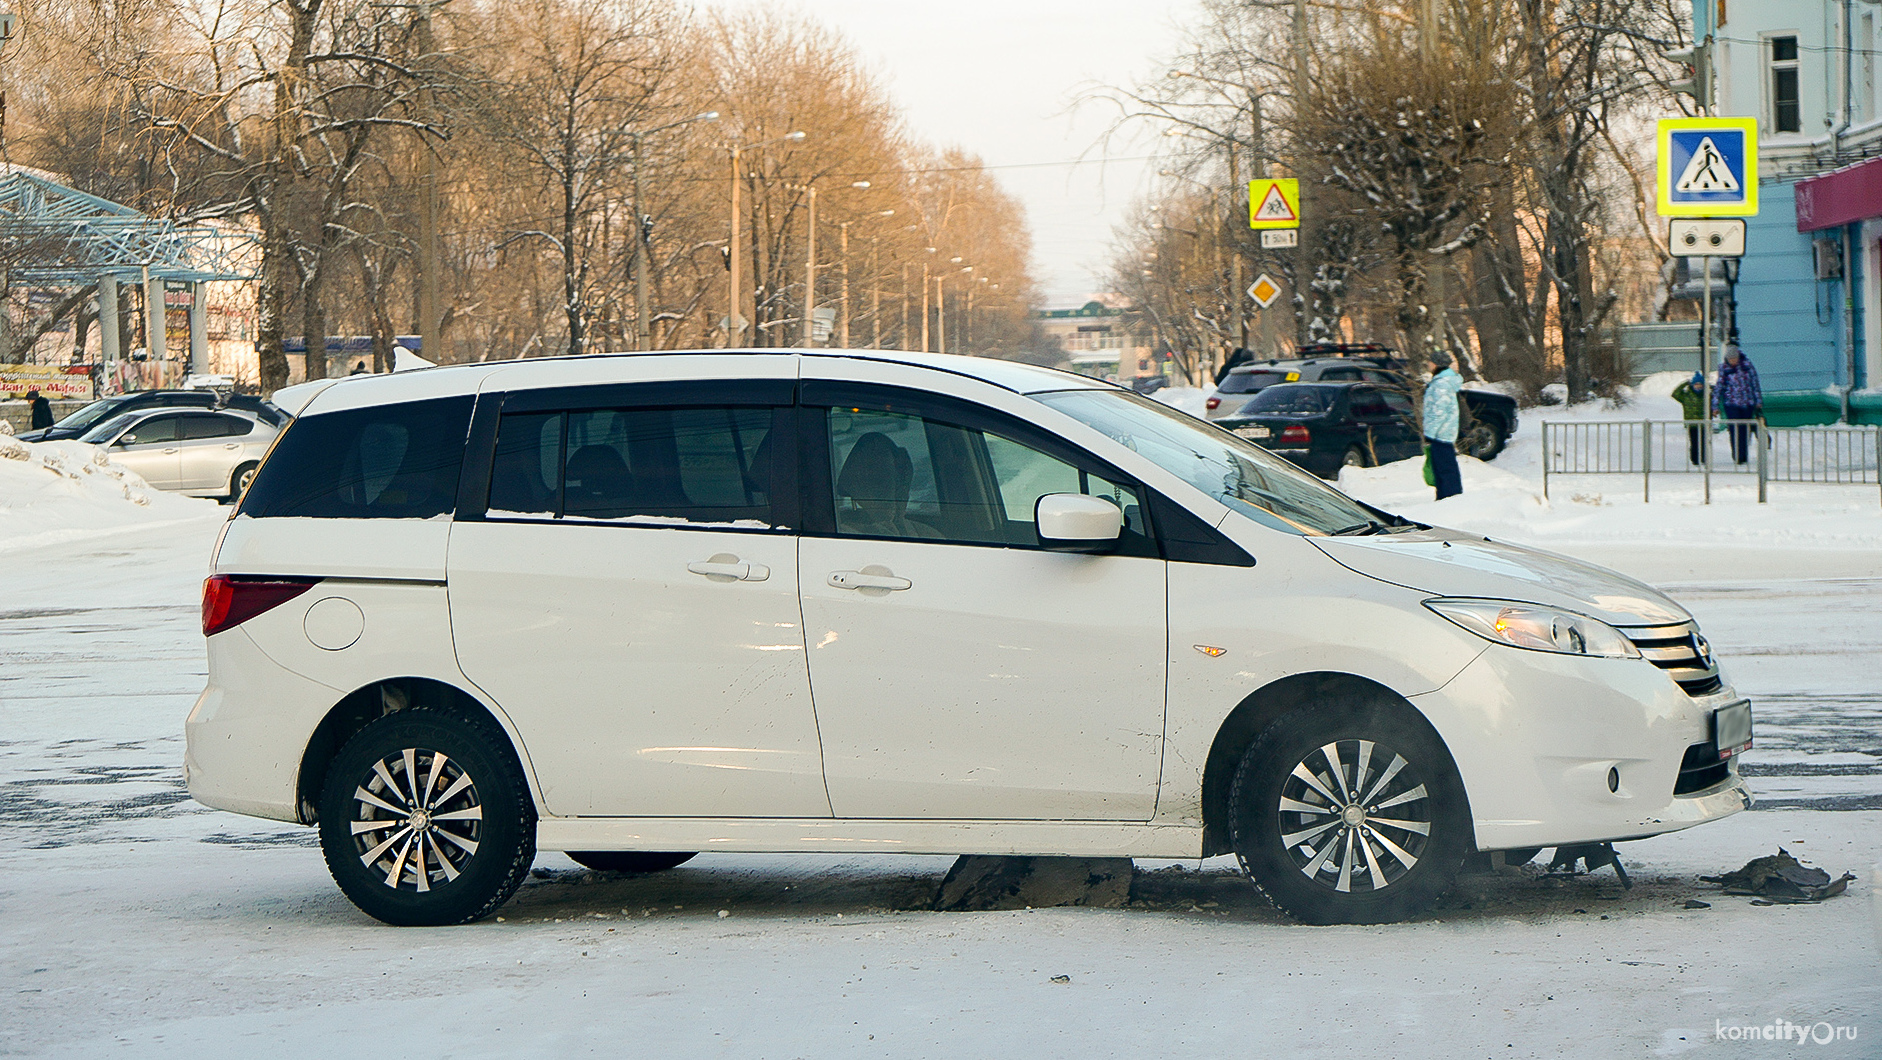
[687,560,770,582]
[827,570,912,591]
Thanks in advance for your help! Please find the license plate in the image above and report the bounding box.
[1713,700,1752,759]
[1234,426,1271,440]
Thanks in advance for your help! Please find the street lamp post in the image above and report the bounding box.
[631,111,718,351]
[726,131,806,350]
[790,180,868,347]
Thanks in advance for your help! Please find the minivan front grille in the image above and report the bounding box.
[1623,621,1722,698]
[1674,741,1732,795]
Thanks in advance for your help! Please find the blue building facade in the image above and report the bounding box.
[1694,0,1882,424]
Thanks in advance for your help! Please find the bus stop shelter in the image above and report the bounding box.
[0,169,257,383]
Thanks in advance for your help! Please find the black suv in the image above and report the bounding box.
[1216,381,1424,479]
[1206,348,1518,459]
[16,389,289,443]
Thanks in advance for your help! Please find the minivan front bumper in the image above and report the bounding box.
[1411,643,1752,853]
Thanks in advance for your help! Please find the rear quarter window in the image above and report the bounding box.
[238,395,473,519]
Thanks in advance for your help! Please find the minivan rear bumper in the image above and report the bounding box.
[1412,644,1752,853]
[185,628,339,823]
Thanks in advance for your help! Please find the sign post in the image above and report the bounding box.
[1657,117,1757,504]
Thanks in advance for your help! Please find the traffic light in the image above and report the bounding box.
[1664,43,1711,110]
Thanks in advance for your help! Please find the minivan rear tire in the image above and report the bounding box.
[318,710,536,926]
[1228,699,1471,924]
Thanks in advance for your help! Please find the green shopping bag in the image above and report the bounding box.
[1421,445,1435,486]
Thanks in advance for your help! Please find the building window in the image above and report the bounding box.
[1770,35,1801,133]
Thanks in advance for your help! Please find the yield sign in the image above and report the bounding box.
[1247,178,1300,229]
[1656,117,1758,217]
[1247,274,1282,308]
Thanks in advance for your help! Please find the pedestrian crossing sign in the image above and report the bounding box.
[1657,117,1758,217]
[1247,179,1301,229]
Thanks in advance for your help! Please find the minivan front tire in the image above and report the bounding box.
[318,710,536,926]
[1228,699,1471,924]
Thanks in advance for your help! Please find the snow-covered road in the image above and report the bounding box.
[3,510,1879,1057]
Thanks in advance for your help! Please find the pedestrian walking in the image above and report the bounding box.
[26,389,54,431]
[1213,346,1255,387]
[1671,371,1707,465]
[1422,349,1464,500]
[1714,346,1763,465]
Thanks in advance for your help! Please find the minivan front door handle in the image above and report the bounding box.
[687,560,770,582]
[827,570,912,591]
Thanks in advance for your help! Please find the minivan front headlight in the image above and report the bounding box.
[1424,599,1641,659]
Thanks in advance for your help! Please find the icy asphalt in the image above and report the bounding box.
[2,509,1879,1058]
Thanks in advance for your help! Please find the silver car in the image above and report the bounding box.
[79,407,280,500]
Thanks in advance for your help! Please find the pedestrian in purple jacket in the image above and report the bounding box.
[1714,346,1762,465]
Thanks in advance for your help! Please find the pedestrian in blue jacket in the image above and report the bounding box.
[1422,350,1463,500]
[1714,347,1762,465]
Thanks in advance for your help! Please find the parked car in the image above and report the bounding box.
[1216,381,1422,479]
[18,389,289,443]
[77,407,280,499]
[187,350,1750,927]
[1204,353,1519,460]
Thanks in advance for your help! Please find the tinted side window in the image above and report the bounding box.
[824,406,1148,550]
[486,406,776,527]
[1347,390,1389,418]
[239,396,472,519]
[180,414,249,439]
[125,415,182,443]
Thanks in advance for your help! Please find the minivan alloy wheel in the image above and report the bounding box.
[348,746,483,891]
[319,709,535,925]
[1229,699,1470,924]
[1275,739,1431,894]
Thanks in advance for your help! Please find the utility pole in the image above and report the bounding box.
[1293,0,1312,345]
[727,143,742,349]
[920,254,932,352]
[722,132,806,349]
[803,184,817,347]
[632,134,650,351]
[836,222,851,347]
[935,276,946,354]
[414,0,441,364]
[870,239,882,348]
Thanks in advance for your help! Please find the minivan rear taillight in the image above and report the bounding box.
[1279,425,1312,445]
[1205,397,1221,410]
[202,576,320,637]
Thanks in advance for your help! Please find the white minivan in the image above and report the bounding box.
[186,350,1752,926]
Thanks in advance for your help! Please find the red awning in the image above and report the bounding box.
[1795,156,1882,231]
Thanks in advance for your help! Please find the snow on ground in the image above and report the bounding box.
[2,394,1880,1057]
[0,437,216,554]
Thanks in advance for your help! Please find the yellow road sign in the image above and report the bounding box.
[1248,179,1300,230]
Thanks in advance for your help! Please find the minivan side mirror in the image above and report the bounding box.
[116,433,138,447]
[1036,493,1123,553]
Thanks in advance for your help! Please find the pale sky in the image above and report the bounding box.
[705,0,1196,308]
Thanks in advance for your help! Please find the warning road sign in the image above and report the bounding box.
[1247,179,1300,230]
[1657,117,1758,217]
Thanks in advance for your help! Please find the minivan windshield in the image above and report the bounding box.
[1031,389,1388,536]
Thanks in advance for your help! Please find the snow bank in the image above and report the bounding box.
[0,438,217,553]
[1337,387,1882,554]
[1152,386,1209,417]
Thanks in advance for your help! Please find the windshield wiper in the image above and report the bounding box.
[1330,520,1388,536]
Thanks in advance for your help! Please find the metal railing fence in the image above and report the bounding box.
[1541,420,1882,504]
